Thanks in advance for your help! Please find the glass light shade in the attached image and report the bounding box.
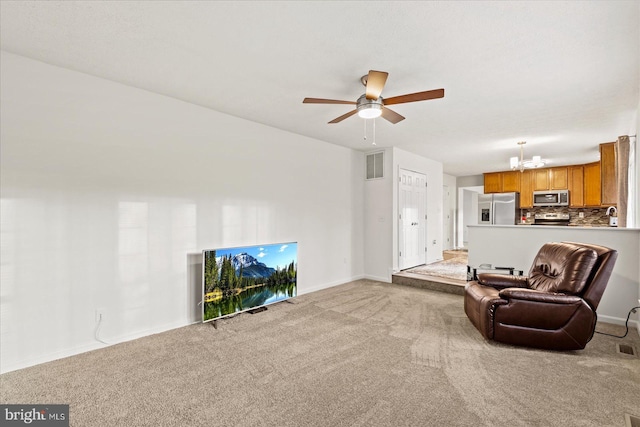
[510,157,519,169]
[523,157,545,168]
[358,106,382,119]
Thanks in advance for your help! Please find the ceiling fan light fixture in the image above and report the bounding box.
[302,70,444,124]
[357,105,382,119]
[356,95,383,119]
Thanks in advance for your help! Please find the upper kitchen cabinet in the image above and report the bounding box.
[584,162,601,207]
[481,142,617,208]
[568,165,584,207]
[484,170,521,194]
[483,172,503,193]
[532,167,568,191]
[549,167,569,189]
[520,170,534,208]
[502,171,521,193]
[600,142,617,205]
[532,169,549,191]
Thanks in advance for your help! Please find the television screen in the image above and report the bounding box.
[202,242,297,322]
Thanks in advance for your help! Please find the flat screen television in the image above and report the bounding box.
[202,242,297,322]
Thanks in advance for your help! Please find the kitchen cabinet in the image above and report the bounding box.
[481,142,617,208]
[532,169,549,191]
[483,172,502,193]
[532,167,568,191]
[549,167,568,190]
[568,165,584,207]
[583,162,601,207]
[600,142,617,206]
[502,171,521,193]
[519,170,533,208]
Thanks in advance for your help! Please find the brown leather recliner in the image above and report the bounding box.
[464,241,617,350]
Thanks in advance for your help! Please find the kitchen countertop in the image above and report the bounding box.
[567,224,612,227]
[470,224,640,231]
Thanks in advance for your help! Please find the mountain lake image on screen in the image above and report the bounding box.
[202,242,297,322]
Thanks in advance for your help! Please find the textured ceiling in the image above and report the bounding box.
[1,1,638,176]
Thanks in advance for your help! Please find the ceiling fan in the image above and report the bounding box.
[303,70,444,124]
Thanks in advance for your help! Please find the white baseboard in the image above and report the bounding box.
[3,275,373,374]
[363,274,392,283]
[298,274,366,296]
[598,314,639,329]
[1,319,190,375]
[1,341,106,375]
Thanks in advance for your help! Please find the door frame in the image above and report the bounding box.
[398,167,427,270]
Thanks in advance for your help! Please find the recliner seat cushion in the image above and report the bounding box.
[527,243,598,295]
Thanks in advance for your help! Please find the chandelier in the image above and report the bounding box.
[510,141,545,172]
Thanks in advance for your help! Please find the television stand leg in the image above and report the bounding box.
[211,320,218,330]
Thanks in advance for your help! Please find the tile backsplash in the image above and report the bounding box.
[520,206,613,226]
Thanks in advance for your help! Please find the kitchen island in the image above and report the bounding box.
[468,224,640,333]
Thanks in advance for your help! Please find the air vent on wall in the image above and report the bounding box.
[366,152,384,180]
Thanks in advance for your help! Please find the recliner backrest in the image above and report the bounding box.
[561,241,618,310]
[527,242,598,294]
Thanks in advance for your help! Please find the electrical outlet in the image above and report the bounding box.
[526,212,531,218]
[579,212,584,218]
[95,308,106,323]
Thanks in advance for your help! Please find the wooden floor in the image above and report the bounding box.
[442,249,468,260]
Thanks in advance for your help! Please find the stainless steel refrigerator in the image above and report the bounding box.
[477,192,520,225]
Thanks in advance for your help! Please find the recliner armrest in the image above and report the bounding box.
[477,273,529,289]
[499,288,583,305]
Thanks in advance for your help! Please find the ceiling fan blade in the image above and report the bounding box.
[381,107,405,124]
[383,88,445,106]
[365,70,389,100]
[303,98,356,105]
[328,109,358,124]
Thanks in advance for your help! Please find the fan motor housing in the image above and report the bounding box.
[356,94,383,118]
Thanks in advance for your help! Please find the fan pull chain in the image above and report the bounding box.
[363,118,367,141]
[372,118,376,146]
[362,119,376,145]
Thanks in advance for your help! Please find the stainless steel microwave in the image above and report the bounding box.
[533,190,569,207]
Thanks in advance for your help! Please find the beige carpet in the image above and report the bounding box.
[405,256,468,281]
[1,279,639,426]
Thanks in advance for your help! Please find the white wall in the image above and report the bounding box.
[363,148,394,282]
[455,175,484,249]
[362,147,444,281]
[458,186,483,248]
[0,52,365,373]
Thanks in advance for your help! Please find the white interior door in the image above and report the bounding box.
[399,168,426,270]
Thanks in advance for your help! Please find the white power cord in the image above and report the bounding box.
[94,313,110,345]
